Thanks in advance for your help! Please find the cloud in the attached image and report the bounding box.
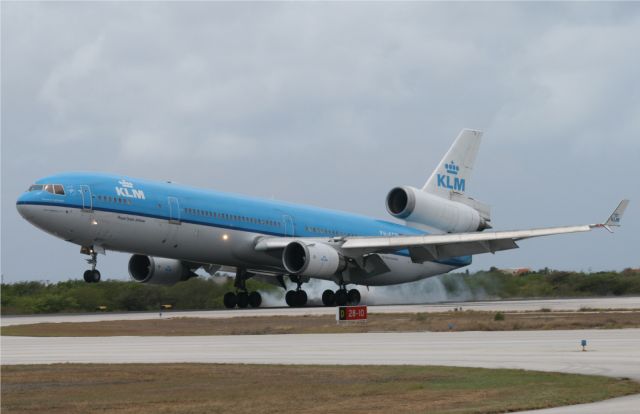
[2,2,639,282]
[40,35,106,122]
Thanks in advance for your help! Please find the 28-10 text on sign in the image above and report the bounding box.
[337,306,368,321]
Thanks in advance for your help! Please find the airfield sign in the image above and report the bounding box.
[337,305,368,322]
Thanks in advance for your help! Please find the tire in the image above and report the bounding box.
[83,270,93,283]
[237,292,249,308]
[223,292,237,309]
[322,289,335,306]
[347,289,361,305]
[92,270,101,283]
[335,289,348,306]
[296,290,308,307]
[248,291,262,308]
[285,290,296,307]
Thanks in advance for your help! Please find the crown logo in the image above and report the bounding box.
[118,179,134,188]
[444,161,459,175]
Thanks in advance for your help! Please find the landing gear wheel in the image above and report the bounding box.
[322,289,335,306]
[348,289,361,305]
[223,292,237,309]
[285,290,307,307]
[83,270,100,283]
[285,290,296,307]
[248,291,262,308]
[83,270,93,283]
[335,289,348,306]
[295,290,308,307]
[237,292,249,308]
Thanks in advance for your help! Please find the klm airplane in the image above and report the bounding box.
[16,130,628,308]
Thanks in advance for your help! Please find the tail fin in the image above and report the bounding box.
[422,129,482,197]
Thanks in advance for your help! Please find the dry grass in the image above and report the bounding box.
[2,310,640,337]
[2,364,639,414]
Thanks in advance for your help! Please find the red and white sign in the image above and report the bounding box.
[337,305,367,321]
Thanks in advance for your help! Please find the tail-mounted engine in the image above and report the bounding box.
[386,186,491,233]
[282,241,346,277]
[128,255,196,286]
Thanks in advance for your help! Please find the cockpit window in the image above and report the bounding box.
[30,184,65,195]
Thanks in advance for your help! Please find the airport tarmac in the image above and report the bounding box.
[2,296,639,326]
[3,328,638,377]
[3,328,640,413]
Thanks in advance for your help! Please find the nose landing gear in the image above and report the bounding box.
[82,248,101,283]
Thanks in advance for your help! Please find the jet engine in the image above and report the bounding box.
[128,255,196,285]
[282,241,346,277]
[386,186,489,233]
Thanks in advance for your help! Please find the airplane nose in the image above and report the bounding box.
[16,194,33,220]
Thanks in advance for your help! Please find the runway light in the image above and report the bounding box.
[222,234,229,241]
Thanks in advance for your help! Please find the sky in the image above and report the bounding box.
[1,2,639,284]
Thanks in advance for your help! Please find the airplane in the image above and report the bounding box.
[16,129,629,308]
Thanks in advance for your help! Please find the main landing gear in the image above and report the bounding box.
[223,269,262,309]
[82,249,101,283]
[223,291,262,309]
[285,289,307,307]
[285,275,308,307]
[322,286,361,307]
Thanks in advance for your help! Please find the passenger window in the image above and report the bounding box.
[54,184,65,195]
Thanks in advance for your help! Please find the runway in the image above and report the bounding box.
[2,296,639,326]
[3,299,640,413]
[3,328,639,377]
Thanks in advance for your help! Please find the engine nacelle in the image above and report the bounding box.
[386,186,488,233]
[128,255,195,286]
[282,241,346,277]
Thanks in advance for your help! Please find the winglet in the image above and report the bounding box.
[593,199,630,233]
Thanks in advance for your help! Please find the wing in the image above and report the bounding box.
[255,200,629,264]
[342,224,588,263]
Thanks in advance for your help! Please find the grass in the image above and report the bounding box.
[3,310,639,337]
[2,364,639,414]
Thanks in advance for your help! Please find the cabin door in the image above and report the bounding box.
[282,214,295,237]
[80,185,93,211]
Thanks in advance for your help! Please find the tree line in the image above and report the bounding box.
[1,277,273,314]
[1,269,639,314]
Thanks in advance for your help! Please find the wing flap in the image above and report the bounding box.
[407,238,519,263]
